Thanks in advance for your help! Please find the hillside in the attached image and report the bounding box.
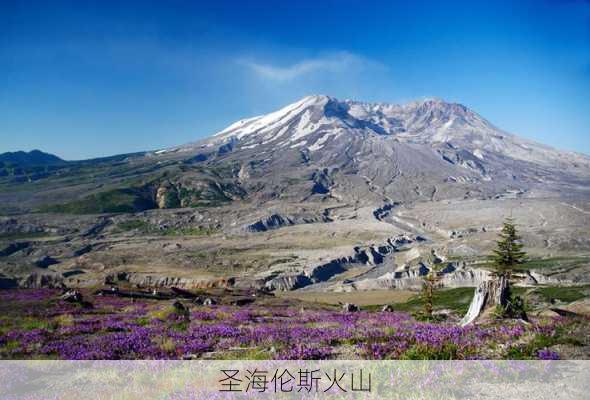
[0,96,589,293]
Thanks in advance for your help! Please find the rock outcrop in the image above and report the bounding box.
[0,241,30,257]
[109,272,236,290]
[18,272,65,289]
[262,235,416,291]
[246,213,331,232]
[264,274,313,291]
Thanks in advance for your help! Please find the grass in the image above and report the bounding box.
[531,285,589,303]
[518,256,590,271]
[154,337,177,353]
[34,174,233,215]
[218,348,273,360]
[279,289,415,307]
[161,227,218,237]
[1,288,588,361]
[40,188,156,214]
[506,322,585,359]
[0,231,49,241]
[19,318,55,331]
[392,287,476,315]
[149,307,178,321]
[390,284,587,317]
[114,219,219,237]
[0,340,20,353]
[115,219,154,233]
[506,334,555,359]
[475,256,590,272]
[401,343,462,360]
[0,315,63,336]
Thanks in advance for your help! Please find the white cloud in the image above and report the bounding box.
[239,51,384,82]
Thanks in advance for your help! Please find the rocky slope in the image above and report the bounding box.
[1,95,589,291]
[162,95,590,207]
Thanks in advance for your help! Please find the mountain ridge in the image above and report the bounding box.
[1,95,589,294]
[1,95,589,215]
[0,150,65,167]
[172,95,589,171]
[137,95,589,212]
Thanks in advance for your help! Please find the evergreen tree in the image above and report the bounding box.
[490,218,529,320]
[420,251,443,320]
[490,218,527,277]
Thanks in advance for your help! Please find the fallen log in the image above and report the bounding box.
[549,308,581,318]
[230,297,255,306]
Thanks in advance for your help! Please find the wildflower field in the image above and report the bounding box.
[0,289,586,360]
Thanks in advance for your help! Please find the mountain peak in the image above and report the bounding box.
[300,94,332,103]
[203,94,491,147]
[411,96,446,104]
[173,95,588,171]
[201,94,497,153]
[0,150,65,167]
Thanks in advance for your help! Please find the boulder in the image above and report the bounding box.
[537,309,561,318]
[560,298,590,316]
[173,300,188,312]
[342,303,360,312]
[203,297,216,306]
[173,301,190,321]
[60,290,83,303]
[20,272,64,289]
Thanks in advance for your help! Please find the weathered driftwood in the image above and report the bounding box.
[549,308,580,318]
[460,275,509,326]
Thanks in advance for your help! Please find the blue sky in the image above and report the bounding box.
[1,0,589,159]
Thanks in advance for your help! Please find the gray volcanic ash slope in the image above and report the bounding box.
[168,95,590,205]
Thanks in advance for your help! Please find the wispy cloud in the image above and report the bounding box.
[239,51,385,82]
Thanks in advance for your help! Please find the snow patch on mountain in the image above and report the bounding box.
[175,95,590,177]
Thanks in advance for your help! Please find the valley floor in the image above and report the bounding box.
[1,288,588,360]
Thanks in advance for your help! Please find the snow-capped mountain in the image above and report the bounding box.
[202,95,585,167]
[166,95,590,205]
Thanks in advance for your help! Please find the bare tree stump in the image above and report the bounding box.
[460,275,509,326]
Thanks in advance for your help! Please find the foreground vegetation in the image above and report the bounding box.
[1,288,587,360]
